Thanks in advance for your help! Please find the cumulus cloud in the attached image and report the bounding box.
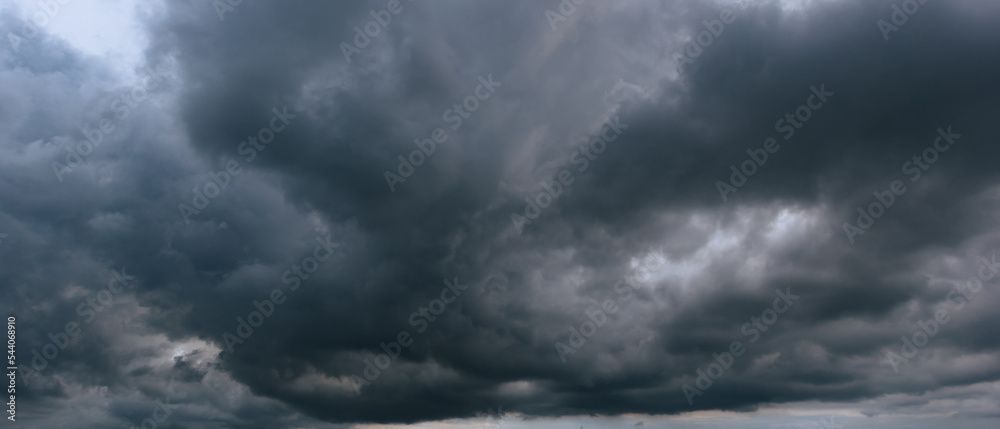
[2,0,1000,427]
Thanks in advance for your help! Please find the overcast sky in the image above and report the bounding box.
[2,0,1000,428]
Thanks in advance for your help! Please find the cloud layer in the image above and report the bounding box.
[2,0,1000,427]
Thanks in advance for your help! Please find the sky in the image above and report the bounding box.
[2,0,1000,428]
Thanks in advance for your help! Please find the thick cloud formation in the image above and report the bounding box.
[2,0,1000,427]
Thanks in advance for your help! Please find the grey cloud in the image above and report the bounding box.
[2,0,1000,427]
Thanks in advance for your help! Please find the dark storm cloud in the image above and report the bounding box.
[2,0,1000,427]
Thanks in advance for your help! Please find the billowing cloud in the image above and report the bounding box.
[2,0,999,427]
